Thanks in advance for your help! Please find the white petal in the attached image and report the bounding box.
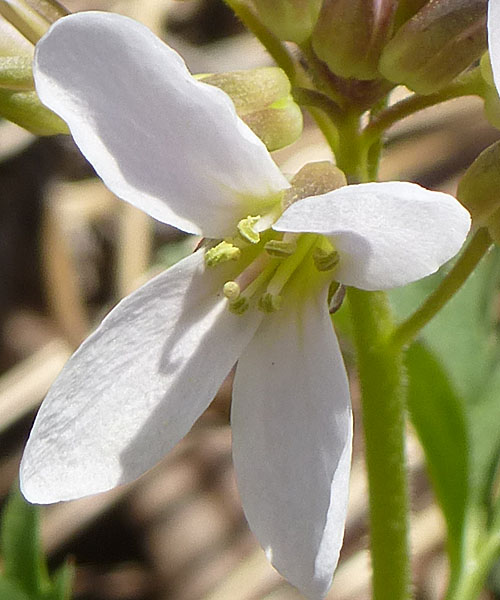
[274,181,471,290]
[21,252,262,503]
[231,281,352,599]
[489,0,500,92]
[34,12,289,237]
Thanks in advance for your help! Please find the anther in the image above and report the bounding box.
[229,296,249,315]
[258,292,282,313]
[205,241,241,267]
[237,215,261,244]
[313,247,340,271]
[264,239,296,258]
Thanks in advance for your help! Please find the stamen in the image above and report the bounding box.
[226,257,279,314]
[205,241,241,267]
[258,292,282,313]
[313,247,340,271]
[228,296,249,315]
[264,239,296,258]
[266,234,317,296]
[237,215,261,244]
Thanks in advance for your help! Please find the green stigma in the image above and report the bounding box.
[223,281,241,300]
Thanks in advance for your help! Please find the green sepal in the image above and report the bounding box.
[200,67,302,151]
[250,0,322,44]
[0,88,68,135]
[457,141,500,226]
[283,161,346,208]
[393,0,429,29]
[312,0,397,80]
[379,0,488,95]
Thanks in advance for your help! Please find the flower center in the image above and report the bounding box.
[206,230,340,315]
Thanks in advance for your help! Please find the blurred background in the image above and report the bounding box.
[1,0,499,598]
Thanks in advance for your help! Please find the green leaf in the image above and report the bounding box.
[49,562,75,600]
[1,484,50,597]
[0,576,32,600]
[405,342,469,573]
[391,246,500,584]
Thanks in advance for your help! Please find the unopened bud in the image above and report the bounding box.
[482,84,500,129]
[200,67,302,151]
[312,0,397,80]
[0,88,68,134]
[284,161,346,209]
[393,0,429,29]
[379,0,487,95]
[480,52,495,88]
[457,141,500,226]
[250,0,322,44]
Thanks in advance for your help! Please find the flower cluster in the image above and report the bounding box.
[20,11,471,599]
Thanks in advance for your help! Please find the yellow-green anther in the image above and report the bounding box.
[205,241,241,267]
[237,216,261,244]
[258,292,282,313]
[223,281,241,301]
[229,296,249,315]
[264,239,296,258]
[313,247,340,271]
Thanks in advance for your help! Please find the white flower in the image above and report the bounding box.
[20,12,471,600]
[489,0,500,89]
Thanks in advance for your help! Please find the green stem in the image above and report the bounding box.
[222,1,341,153]
[348,289,411,600]
[292,87,343,126]
[222,0,297,85]
[391,228,492,349]
[362,69,485,145]
[448,529,500,600]
[298,41,345,105]
[335,109,367,183]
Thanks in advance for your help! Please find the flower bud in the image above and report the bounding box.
[200,67,302,151]
[0,88,68,135]
[284,161,347,208]
[457,141,500,226]
[379,0,487,95]
[312,0,397,80]
[250,0,322,44]
[393,0,429,28]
